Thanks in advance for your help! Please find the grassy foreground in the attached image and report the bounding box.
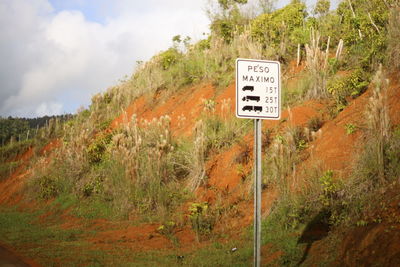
[0,205,257,266]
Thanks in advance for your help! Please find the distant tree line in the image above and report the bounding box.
[0,114,74,146]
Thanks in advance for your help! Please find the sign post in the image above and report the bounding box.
[236,58,281,267]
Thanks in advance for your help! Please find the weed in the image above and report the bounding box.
[318,170,339,208]
[345,123,357,135]
[188,202,215,241]
[157,221,180,246]
[86,133,112,164]
[307,116,323,132]
[34,175,60,200]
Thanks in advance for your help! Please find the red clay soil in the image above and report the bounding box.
[293,72,400,266]
[12,146,34,162]
[196,100,324,235]
[206,100,325,193]
[40,139,61,155]
[302,181,400,266]
[306,95,368,178]
[141,84,215,136]
[0,139,62,206]
[1,64,399,264]
[261,244,283,267]
[343,182,400,266]
[111,84,216,136]
[0,243,41,267]
[387,71,400,126]
[111,95,148,128]
[0,147,34,205]
[88,223,198,252]
[305,71,400,179]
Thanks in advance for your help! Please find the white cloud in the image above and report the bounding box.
[0,0,209,118]
[35,102,63,117]
[1,0,339,118]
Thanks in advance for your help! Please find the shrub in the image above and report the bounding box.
[36,176,60,200]
[86,133,112,164]
[336,0,392,69]
[158,48,182,70]
[307,116,323,132]
[188,202,215,241]
[327,69,369,108]
[318,170,339,208]
[251,2,307,58]
[82,175,103,197]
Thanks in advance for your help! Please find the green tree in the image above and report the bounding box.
[218,0,248,10]
[259,0,276,13]
[314,0,330,16]
[0,118,30,145]
[251,1,307,58]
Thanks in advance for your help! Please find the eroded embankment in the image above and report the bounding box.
[1,68,399,265]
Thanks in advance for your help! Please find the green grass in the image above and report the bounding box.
[0,139,33,162]
[0,161,21,181]
[0,205,257,266]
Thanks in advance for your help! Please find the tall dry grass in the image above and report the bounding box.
[387,5,400,71]
[304,29,330,99]
[365,65,390,183]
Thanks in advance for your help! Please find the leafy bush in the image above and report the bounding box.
[251,2,307,58]
[188,202,215,241]
[327,69,369,108]
[158,48,182,70]
[82,175,104,197]
[210,6,247,44]
[86,133,112,164]
[35,176,60,200]
[337,0,393,69]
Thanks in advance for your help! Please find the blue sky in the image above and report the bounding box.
[0,0,340,118]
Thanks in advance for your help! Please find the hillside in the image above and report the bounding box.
[1,0,400,266]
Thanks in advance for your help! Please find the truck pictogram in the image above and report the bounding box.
[242,106,263,113]
[242,106,253,111]
[242,96,260,102]
[242,86,254,92]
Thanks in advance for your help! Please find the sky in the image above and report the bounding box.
[0,0,339,118]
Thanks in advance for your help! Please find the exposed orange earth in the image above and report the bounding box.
[1,64,400,265]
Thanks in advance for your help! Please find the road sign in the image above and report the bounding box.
[236,58,281,120]
[236,58,281,267]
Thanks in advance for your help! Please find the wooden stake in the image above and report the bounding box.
[297,43,301,67]
[368,12,380,33]
[347,0,363,39]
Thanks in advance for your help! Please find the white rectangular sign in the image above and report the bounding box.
[236,58,281,120]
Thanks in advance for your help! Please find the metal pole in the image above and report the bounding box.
[254,118,262,267]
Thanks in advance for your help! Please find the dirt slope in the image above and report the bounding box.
[1,66,399,265]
